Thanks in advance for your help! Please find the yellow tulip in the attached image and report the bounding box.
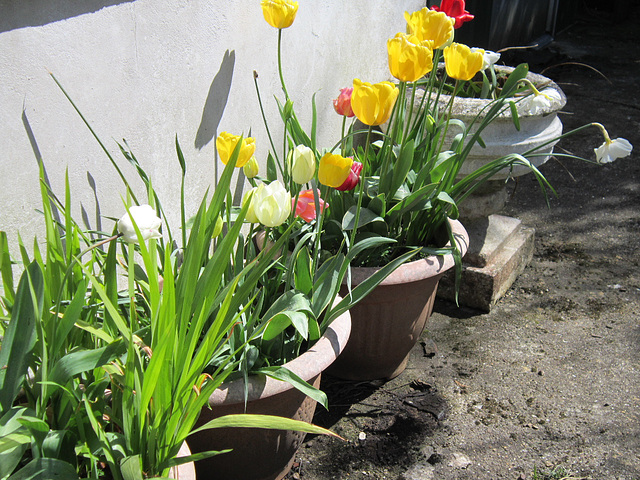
[351,79,399,127]
[443,43,484,81]
[318,153,353,188]
[260,0,299,29]
[387,33,434,83]
[216,132,256,168]
[404,8,454,49]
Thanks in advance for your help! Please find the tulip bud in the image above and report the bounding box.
[333,88,355,117]
[283,99,295,120]
[289,145,316,184]
[117,205,162,244]
[243,156,259,179]
[242,187,260,224]
[212,216,224,238]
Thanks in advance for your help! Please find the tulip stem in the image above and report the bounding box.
[278,29,289,100]
[340,116,347,156]
[349,126,373,250]
[311,184,329,275]
[253,71,283,175]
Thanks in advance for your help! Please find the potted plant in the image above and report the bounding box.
[0,102,339,480]
[42,27,416,478]
[303,3,630,379]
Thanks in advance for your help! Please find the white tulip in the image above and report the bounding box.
[253,180,292,228]
[289,145,316,184]
[117,205,162,243]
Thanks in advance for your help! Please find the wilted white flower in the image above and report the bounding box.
[594,137,633,164]
[519,88,563,115]
[117,205,162,243]
[472,48,500,70]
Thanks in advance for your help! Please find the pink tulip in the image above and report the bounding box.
[335,161,363,191]
[333,87,355,117]
[430,0,474,29]
[293,189,328,223]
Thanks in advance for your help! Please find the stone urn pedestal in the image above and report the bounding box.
[433,68,566,310]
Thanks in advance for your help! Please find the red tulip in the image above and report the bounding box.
[293,189,328,223]
[430,0,474,29]
[333,87,355,117]
[335,161,363,191]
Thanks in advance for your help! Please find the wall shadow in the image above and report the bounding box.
[194,49,235,152]
[0,0,136,33]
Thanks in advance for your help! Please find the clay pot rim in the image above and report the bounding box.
[434,65,567,118]
[346,218,469,287]
[207,308,351,406]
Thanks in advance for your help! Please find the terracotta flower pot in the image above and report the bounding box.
[189,308,351,480]
[327,219,469,381]
[169,443,196,480]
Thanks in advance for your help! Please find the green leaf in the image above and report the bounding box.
[0,231,15,307]
[262,311,309,341]
[0,432,32,454]
[120,455,144,480]
[256,366,328,409]
[7,458,79,480]
[262,291,313,321]
[293,247,313,295]
[341,207,383,231]
[0,262,43,412]
[388,139,415,199]
[51,279,89,353]
[164,449,232,468]
[267,151,278,182]
[42,430,77,467]
[311,254,343,318]
[501,63,529,97]
[175,134,186,173]
[0,408,35,477]
[190,414,341,439]
[48,339,126,387]
[366,194,386,217]
[509,100,521,131]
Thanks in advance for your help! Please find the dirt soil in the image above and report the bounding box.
[285,5,640,480]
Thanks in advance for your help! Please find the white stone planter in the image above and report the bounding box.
[435,66,567,181]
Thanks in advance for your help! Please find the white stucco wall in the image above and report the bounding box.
[0,0,423,258]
